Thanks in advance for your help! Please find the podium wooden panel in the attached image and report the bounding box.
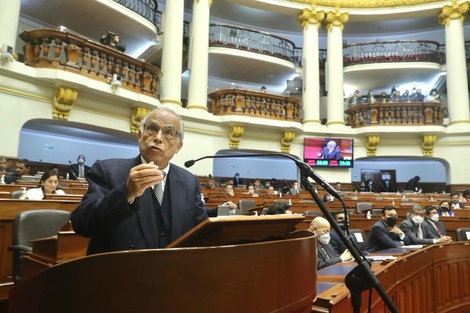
[9,215,317,313]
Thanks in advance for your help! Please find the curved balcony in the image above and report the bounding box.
[343,40,443,66]
[345,102,447,128]
[209,24,296,63]
[19,28,162,97]
[112,0,160,27]
[208,89,303,123]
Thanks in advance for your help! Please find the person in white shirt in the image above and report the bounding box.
[26,170,66,200]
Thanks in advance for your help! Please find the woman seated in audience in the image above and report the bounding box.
[367,90,376,104]
[26,170,65,200]
[437,200,455,217]
[425,88,442,103]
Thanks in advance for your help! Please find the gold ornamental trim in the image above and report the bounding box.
[297,8,326,30]
[438,0,469,25]
[229,125,244,149]
[322,8,349,32]
[289,0,444,9]
[281,131,296,153]
[131,106,150,134]
[52,86,78,120]
[421,135,436,156]
[366,135,380,156]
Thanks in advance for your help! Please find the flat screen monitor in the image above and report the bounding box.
[303,138,354,168]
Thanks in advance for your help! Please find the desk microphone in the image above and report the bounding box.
[208,174,232,205]
[247,180,270,206]
[185,152,341,200]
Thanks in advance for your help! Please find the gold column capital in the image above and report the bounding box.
[196,0,212,8]
[52,86,78,120]
[281,131,296,153]
[322,8,349,32]
[366,135,380,156]
[438,0,469,25]
[297,8,325,30]
[131,106,150,134]
[421,135,436,156]
[229,125,244,149]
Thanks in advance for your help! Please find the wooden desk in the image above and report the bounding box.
[313,243,470,313]
[0,184,86,195]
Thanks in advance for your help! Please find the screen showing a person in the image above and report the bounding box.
[303,138,354,168]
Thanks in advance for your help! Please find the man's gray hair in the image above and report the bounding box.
[139,107,184,141]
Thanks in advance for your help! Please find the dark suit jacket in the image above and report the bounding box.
[399,219,435,245]
[364,220,410,253]
[68,163,91,179]
[70,156,208,255]
[423,219,447,237]
[319,147,341,160]
[330,228,363,255]
[317,242,342,270]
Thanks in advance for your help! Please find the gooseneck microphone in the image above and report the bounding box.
[68,161,88,190]
[208,174,233,204]
[184,152,341,200]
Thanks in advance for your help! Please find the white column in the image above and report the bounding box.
[0,0,21,54]
[298,9,323,125]
[187,0,210,111]
[442,9,470,124]
[324,10,349,127]
[159,0,185,106]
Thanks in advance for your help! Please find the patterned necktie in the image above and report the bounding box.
[417,225,423,239]
[431,221,444,237]
[154,172,166,205]
[79,165,84,178]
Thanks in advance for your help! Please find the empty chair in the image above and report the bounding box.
[356,202,373,214]
[371,209,383,216]
[302,210,322,217]
[11,190,25,199]
[349,229,367,250]
[455,228,470,241]
[9,209,71,283]
[238,199,257,215]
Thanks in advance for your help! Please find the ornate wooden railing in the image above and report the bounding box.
[208,89,303,123]
[19,28,162,97]
[345,102,448,128]
[343,40,443,66]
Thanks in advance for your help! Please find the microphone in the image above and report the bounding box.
[208,174,232,205]
[247,180,270,206]
[68,161,88,190]
[185,153,341,199]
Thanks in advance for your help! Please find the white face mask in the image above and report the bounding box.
[318,233,331,245]
[430,214,439,222]
[412,216,424,224]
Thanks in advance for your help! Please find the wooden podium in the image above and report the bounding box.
[9,215,317,313]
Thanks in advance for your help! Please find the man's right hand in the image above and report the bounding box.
[340,249,353,262]
[126,162,164,202]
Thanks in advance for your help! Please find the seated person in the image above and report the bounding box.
[289,182,300,196]
[25,170,66,200]
[389,90,401,102]
[330,212,361,254]
[355,181,367,192]
[0,157,14,173]
[266,202,289,215]
[398,206,451,245]
[450,192,464,210]
[224,183,235,197]
[364,206,410,253]
[412,88,425,102]
[423,205,450,239]
[318,140,341,160]
[438,200,455,217]
[380,179,396,192]
[322,193,334,203]
[243,185,255,195]
[367,90,376,104]
[4,158,31,184]
[309,217,352,270]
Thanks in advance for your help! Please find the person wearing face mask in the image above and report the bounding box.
[399,206,452,245]
[423,206,451,240]
[68,154,91,179]
[437,200,455,217]
[364,206,410,253]
[329,212,362,255]
[309,217,352,270]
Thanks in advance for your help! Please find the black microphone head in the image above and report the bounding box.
[208,174,212,178]
[184,160,195,168]
[68,160,72,164]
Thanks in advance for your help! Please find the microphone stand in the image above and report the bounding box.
[246,180,270,215]
[208,175,234,207]
[297,164,399,313]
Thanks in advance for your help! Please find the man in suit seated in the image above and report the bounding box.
[450,192,465,210]
[364,206,410,253]
[309,217,352,270]
[399,206,452,245]
[4,158,30,184]
[329,212,362,254]
[68,154,91,179]
[423,205,451,240]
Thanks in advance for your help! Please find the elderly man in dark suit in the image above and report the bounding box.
[364,206,410,253]
[71,107,208,255]
[309,217,352,270]
[399,206,452,245]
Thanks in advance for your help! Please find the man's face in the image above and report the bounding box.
[293,182,298,188]
[335,183,341,190]
[327,142,335,150]
[0,159,7,170]
[410,209,425,219]
[225,185,233,195]
[426,208,438,218]
[16,163,29,175]
[382,209,397,221]
[138,110,183,169]
[254,180,260,187]
[336,213,347,223]
[451,194,460,204]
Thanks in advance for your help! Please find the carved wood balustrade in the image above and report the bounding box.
[345,102,447,128]
[208,89,303,122]
[19,28,162,97]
